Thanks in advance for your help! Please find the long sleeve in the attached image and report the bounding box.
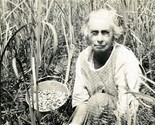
[114,48,142,115]
[72,56,90,108]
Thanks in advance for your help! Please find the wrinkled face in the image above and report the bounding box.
[88,18,114,53]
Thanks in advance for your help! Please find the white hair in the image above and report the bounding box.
[82,9,123,39]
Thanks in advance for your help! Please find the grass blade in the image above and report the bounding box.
[42,21,58,67]
[12,57,19,79]
[140,75,155,86]
[126,91,155,105]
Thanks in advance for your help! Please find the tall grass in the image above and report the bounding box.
[0,0,155,124]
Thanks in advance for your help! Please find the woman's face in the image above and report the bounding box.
[88,18,114,53]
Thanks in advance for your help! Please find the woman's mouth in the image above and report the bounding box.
[94,45,106,49]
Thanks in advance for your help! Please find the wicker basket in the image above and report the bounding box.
[26,80,70,112]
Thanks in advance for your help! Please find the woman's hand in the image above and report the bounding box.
[87,93,117,118]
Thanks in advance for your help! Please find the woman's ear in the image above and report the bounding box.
[113,25,124,39]
[81,15,90,38]
[81,24,89,37]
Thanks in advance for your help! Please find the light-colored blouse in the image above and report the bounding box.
[72,42,142,115]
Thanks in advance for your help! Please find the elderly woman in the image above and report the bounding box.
[69,9,143,125]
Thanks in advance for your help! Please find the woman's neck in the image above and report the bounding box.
[93,46,113,69]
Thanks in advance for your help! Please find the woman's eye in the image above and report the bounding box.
[101,30,109,35]
[91,31,99,36]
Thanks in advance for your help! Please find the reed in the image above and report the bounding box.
[0,0,155,124]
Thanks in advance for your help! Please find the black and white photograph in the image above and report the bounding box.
[0,0,155,124]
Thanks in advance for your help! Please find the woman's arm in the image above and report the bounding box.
[114,48,142,115]
[72,56,90,107]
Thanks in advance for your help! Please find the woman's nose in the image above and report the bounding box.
[97,40,103,44]
[97,33,104,44]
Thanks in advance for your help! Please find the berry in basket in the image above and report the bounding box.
[30,90,68,111]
